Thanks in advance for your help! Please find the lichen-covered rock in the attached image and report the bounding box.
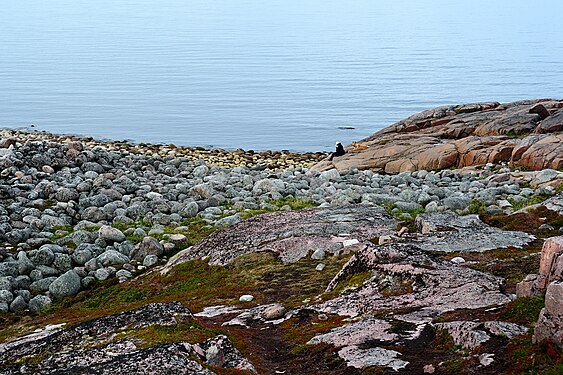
[162,205,398,270]
[317,242,511,319]
[517,235,563,298]
[130,236,164,261]
[0,302,255,374]
[415,212,533,253]
[98,225,126,243]
[534,281,563,348]
[27,295,52,311]
[97,250,130,266]
[435,321,491,350]
[48,270,81,299]
[260,304,287,321]
[200,335,256,372]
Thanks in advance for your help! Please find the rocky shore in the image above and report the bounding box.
[0,100,562,374]
[313,99,563,173]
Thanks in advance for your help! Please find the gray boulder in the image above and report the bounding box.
[81,207,106,222]
[0,277,14,291]
[0,289,14,304]
[17,251,35,275]
[55,187,79,202]
[94,267,112,281]
[52,253,73,273]
[28,247,55,266]
[215,214,242,227]
[130,237,164,261]
[30,277,57,294]
[10,295,27,312]
[0,262,18,277]
[143,255,159,267]
[442,196,471,210]
[49,270,81,299]
[28,295,52,311]
[97,250,129,266]
[98,225,126,242]
[72,249,93,266]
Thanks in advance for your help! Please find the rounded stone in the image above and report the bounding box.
[98,225,126,243]
[81,276,96,288]
[28,295,52,311]
[239,294,254,302]
[143,255,159,267]
[94,267,112,281]
[97,250,129,266]
[9,295,28,312]
[49,270,81,299]
[0,290,14,304]
[115,269,132,279]
[260,304,287,320]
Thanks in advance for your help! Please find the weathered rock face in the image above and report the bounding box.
[534,281,563,349]
[0,302,255,374]
[516,235,563,297]
[315,242,511,319]
[162,205,398,270]
[312,99,563,173]
[415,212,533,253]
[518,236,563,349]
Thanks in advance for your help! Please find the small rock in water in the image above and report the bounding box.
[450,257,466,264]
[239,294,254,302]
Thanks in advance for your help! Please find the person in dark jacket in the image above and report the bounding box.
[329,142,346,161]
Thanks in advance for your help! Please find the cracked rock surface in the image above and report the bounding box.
[0,302,254,374]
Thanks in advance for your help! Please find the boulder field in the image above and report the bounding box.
[313,99,563,173]
[1,98,563,374]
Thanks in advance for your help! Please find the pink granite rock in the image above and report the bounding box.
[533,281,563,348]
[539,236,563,277]
[311,99,563,174]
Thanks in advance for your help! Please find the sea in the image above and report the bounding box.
[1,0,562,152]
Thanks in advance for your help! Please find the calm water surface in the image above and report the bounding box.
[1,0,562,151]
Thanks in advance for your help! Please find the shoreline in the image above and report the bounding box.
[0,128,327,171]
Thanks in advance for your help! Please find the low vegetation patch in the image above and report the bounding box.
[501,296,545,326]
[507,336,563,375]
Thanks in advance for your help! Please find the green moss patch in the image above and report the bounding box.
[501,296,545,326]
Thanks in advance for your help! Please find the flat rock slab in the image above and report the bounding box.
[435,320,528,350]
[414,212,534,253]
[315,243,512,319]
[163,205,398,269]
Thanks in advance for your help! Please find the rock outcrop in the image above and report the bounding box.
[0,302,255,374]
[313,99,563,173]
[517,236,563,349]
[516,236,563,298]
[162,205,398,270]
